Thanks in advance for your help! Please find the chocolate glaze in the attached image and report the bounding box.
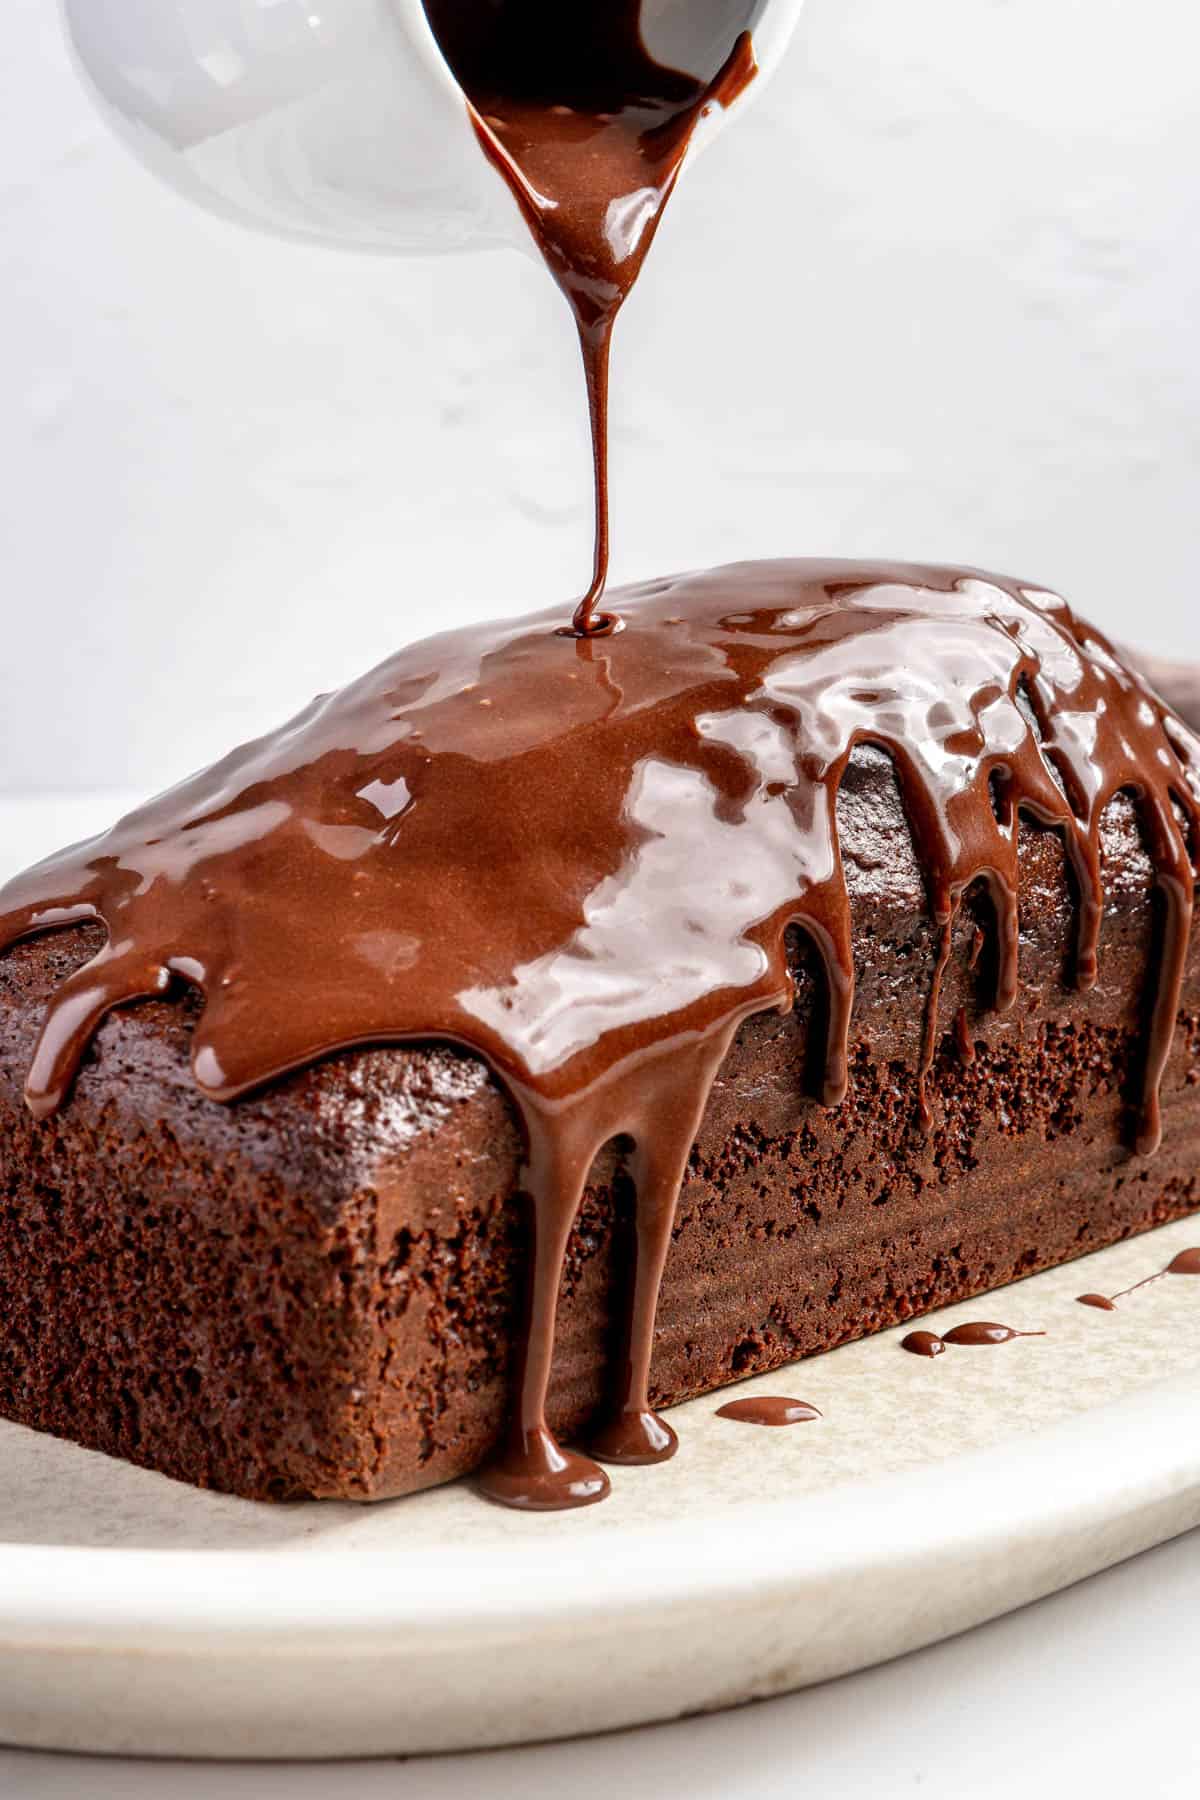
[422,0,757,636]
[901,1330,947,1358]
[716,1397,821,1426]
[940,1322,1045,1347]
[2,560,1198,1508]
[1076,1245,1200,1310]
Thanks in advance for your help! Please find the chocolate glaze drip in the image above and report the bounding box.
[2,560,1198,1508]
[716,1397,821,1426]
[422,1,757,636]
[1076,1245,1200,1311]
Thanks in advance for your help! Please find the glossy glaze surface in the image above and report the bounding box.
[2,559,1198,1507]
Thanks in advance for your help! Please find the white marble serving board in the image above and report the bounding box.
[1,1215,1199,1759]
[1,798,1199,1759]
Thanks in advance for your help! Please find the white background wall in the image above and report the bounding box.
[3,0,1198,795]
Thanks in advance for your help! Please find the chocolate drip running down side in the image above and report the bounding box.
[421,0,757,637]
[1,560,1198,1509]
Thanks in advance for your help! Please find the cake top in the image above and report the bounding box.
[2,559,1196,1507]
[2,558,1195,1130]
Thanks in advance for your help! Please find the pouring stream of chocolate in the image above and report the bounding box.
[421,0,757,636]
[1,562,1198,1508]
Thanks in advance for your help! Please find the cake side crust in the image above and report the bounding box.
[0,754,1197,1501]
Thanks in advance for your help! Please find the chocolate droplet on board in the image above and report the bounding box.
[716,1396,822,1427]
[1077,1246,1200,1313]
[901,1330,947,1358]
[941,1322,1045,1346]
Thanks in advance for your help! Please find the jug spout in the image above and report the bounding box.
[61,0,802,257]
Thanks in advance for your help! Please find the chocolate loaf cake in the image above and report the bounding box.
[1,561,1198,1507]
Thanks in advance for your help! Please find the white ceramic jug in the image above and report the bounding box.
[61,0,803,256]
